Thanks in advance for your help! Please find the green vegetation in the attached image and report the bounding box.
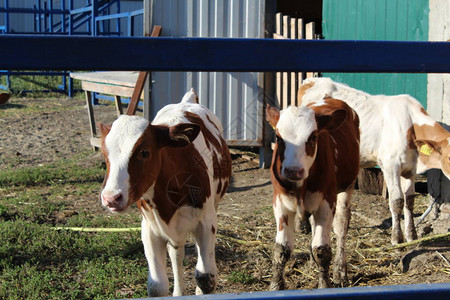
[226,270,256,285]
[0,73,82,99]
[0,152,147,299]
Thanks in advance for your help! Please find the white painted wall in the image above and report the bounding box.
[427,0,450,125]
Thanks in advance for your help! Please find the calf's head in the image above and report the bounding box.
[99,115,200,212]
[415,137,450,179]
[266,104,346,183]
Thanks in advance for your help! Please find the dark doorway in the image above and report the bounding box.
[276,0,323,35]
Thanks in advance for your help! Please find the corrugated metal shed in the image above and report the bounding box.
[149,0,266,146]
[322,0,429,107]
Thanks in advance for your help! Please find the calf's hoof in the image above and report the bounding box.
[312,245,332,289]
[195,272,216,295]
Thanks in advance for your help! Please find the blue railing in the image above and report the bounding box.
[151,283,450,299]
[0,36,448,73]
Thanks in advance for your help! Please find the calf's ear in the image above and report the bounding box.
[316,109,346,131]
[266,104,280,129]
[166,123,201,148]
[415,139,441,155]
[98,123,112,138]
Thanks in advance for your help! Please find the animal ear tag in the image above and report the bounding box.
[419,144,433,156]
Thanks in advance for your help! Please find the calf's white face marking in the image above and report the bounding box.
[276,106,318,182]
[101,115,149,212]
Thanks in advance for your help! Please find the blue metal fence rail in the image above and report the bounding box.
[0,0,143,96]
[0,36,448,73]
[144,283,450,300]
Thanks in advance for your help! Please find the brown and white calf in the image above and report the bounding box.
[99,89,231,297]
[266,97,360,289]
[298,77,450,245]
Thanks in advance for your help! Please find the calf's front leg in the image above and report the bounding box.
[270,194,296,291]
[311,200,333,288]
[141,218,170,297]
[168,241,186,296]
[193,212,218,295]
[332,189,352,286]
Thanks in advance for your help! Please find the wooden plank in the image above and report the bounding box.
[126,25,162,115]
[70,71,139,87]
[282,15,290,109]
[273,33,288,39]
[290,17,298,107]
[81,81,137,98]
[298,18,304,106]
[275,13,282,108]
[306,22,316,79]
[1,36,450,73]
[85,90,97,151]
[114,96,123,116]
[126,70,148,115]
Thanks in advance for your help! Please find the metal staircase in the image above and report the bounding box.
[0,0,143,96]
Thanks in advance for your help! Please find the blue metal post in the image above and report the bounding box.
[4,0,9,33]
[6,73,10,90]
[116,0,121,35]
[91,0,97,36]
[36,0,41,33]
[68,0,73,35]
[49,0,53,33]
[61,0,65,33]
[44,1,48,33]
[68,76,73,98]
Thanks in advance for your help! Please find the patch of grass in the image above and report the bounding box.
[0,220,147,299]
[227,270,256,284]
[0,146,149,298]
[0,155,104,187]
[64,210,141,228]
[0,73,82,98]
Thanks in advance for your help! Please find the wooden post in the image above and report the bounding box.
[114,96,123,116]
[84,90,97,151]
[290,17,298,107]
[126,25,162,116]
[282,15,290,109]
[306,22,316,79]
[298,18,304,106]
[275,13,282,109]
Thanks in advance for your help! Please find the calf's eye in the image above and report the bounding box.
[140,150,150,159]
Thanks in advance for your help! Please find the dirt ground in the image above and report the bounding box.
[0,97,449,295]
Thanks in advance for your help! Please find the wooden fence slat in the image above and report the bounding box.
[275,13,283,108]
[290,17,298,107]
[282,15,290,109]
[274,14,315,108]
[306,22,316,79]
[298,18,305,106]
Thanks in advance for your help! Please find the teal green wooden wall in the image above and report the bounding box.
[322,0,429,107]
